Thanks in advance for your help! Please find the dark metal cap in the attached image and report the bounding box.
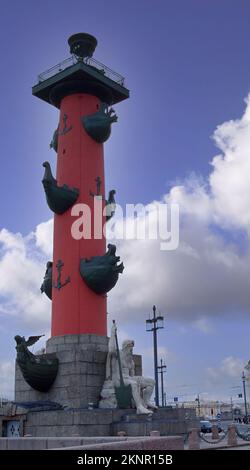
[68,33,97,59]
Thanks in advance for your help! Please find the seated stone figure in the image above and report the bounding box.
[99,322,156,415]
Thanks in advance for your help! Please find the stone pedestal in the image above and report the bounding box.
[188,428,200,450]
[1,406,198,438]
[15,334,108,408]
[112,407,198,437]
[227,424,237,446]
[211,424,219,439]
[15,334,142,410]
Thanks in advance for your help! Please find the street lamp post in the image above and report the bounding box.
[158,358,167,407]
[146,305,164,407]
[230,396,234,421]
[195,394,201,417]
[163,392,167,407]
[242,371,248,420]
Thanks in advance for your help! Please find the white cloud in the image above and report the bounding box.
[108,225,250,322]
[168,175,212,224]
[210,95,250,232]
[0,225,52,328]
[220,356,245,378]
[34,219,53,257]
[192,317,214,334]
[206,356,244,383]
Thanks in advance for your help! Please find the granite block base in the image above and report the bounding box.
[15,334,109,409]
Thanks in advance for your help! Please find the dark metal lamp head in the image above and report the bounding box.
[156,315,164,329]
[68,33,97,60]
[146,318,153,332]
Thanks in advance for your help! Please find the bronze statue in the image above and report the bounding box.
[40,261,53,300]
[42,161,79,214]
[80,243,124,295]
[82,102,117,143]
[15,335,58,392]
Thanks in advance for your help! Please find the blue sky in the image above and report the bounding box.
[0,0,250,406]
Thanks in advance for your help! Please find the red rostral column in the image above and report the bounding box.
[33,33,129,337]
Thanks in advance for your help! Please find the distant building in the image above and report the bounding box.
[180,400,234,419]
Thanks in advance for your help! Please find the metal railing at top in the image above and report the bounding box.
[37,56,125,87]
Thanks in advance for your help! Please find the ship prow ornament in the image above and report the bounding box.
[80,243,124,295]
[42,161,79,214]
[105,189,116,221]
[82,102,118,143]
[40,261,53,300]
[50,127,58,152]
[15,335,59,392]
